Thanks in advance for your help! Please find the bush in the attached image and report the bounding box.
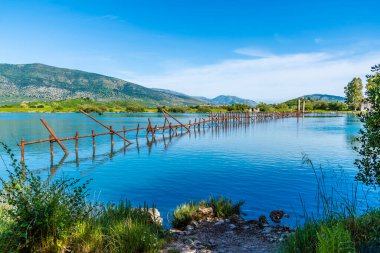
[0,143,167,252]
[0,142,91,252]
[207,196,245,218]
[171,202,199,229]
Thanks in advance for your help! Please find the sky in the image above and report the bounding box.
[0,0,380,102]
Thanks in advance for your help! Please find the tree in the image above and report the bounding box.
[354,65,380,185]
[344,77,364,111]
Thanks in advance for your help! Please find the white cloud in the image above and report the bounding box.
[125,49,380,103]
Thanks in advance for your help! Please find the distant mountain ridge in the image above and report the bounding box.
[299,94,345,102]
[0,63,202,106]
[153,88,257,106]
[0,63,258,107]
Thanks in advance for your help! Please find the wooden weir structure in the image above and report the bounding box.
[18,109,304,167]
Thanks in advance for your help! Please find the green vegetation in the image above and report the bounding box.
[0,143,167,252]
[279,155,380,253]
[171,196,244,229]
[344,77,364,111]
[255,99,349,113]
[354,65,380,186]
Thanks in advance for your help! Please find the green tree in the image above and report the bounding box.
[344,77,364,111]
[354,65,380,185]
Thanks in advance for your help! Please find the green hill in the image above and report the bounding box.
[300,94,345,102]
[0,63,202,106]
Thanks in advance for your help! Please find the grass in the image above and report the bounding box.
[279,156,380,253]
[171,196,245,229]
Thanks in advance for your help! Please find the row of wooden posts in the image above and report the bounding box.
[18,109,304,166]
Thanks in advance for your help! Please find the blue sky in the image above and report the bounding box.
[1,0,380,102]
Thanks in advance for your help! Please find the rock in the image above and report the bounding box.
[229,224,237,230]
[194,206,214,221]
[191,221,199,227]
[230,214,245,224]
[262,227,272,234]
[133,208,163,225]
[242,225,250,230]
[193,240,202,245]
[214,220,225,226]
[209,239,216,246]
[259,215,269,228]
[224,219,230,223]
[269,210,285,223]
[186,225,194,231]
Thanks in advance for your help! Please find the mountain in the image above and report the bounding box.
[299,94,345,102]
[154,89,257,107]
[208,95,257,106]
[0,63,202,106]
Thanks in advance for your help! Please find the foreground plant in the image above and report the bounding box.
[0,142,91,252]
[171,196,245,229]
[0,143,167,252]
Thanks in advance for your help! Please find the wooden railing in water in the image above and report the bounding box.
[17,110,304,166]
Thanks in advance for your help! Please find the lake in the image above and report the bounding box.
[0,112,378,226]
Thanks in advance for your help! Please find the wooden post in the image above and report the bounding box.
[123,126,126,147]
[298,99,301,113]
[40,119,69,155]
[75,131,79,151]
[110,126,114,148]
[21,137,25,165]
[302,100,305,114]
[49,135,54,166]
[91,130,96,148]
[79,110,132,144]
[136,123,140,139]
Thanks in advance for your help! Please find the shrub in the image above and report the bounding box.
[0,142,91,252]
[317,223,356,253]
[171,202,199,229]
[207,196,245,218]
[0,143,167,252]
[171,197,244,229]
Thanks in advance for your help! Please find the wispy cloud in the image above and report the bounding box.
[127,49,380,102]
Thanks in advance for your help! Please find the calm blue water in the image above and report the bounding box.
[0,112,378,226]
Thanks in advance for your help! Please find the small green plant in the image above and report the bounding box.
[317,223,356,253]
[171,196,244,229]
[207,196,245,218]
[171,202,199,229]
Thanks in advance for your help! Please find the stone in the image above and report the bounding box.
[229,224,237,230]
[259,215,269,228]
[262,227,272,234]
[191,221,199,227]
[230,214,245,224]
[186,225,194,231]
[214,220,225,226]
[269,210,285,223]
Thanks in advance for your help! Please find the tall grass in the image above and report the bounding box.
[279,155,379,253]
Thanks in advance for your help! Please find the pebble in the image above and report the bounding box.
[214,220,225,226]
[262,227,272,234]
[229,224,237,230]
[186,225,194,231]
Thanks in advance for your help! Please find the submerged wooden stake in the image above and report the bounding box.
[40,118,69,155]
